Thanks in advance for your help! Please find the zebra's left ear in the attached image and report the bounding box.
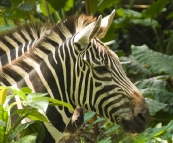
[97,10,115,39]
[74,15,102,49]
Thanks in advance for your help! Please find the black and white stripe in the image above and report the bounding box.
[0,10,149,142]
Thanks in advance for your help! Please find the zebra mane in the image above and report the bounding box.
[0,14,97,81]
[0,22,51,66]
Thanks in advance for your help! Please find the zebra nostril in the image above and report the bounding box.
[137,113,146,123]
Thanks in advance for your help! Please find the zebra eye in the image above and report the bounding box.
[94,66,109,74]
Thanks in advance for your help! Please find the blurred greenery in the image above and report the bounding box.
[0,0,173,142]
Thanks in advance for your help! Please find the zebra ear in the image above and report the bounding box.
[74,15,102,49]
[97,10,115,39]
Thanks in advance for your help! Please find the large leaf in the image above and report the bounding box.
[141,88,173,104]
[120,56,152,80]
[135,75,169,91]
[145,98,167,116]
[142,0,168,18]
[132,45,173,76]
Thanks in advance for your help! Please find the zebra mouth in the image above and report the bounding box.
[120,116,147,134]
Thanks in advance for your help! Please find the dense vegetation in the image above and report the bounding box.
[0,0,173,142]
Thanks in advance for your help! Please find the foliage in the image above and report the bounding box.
[0,86,74,143]
[0,0,173,143]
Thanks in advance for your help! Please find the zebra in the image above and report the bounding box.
[0,10,150,142]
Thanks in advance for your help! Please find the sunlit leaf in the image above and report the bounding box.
[0,120,6,127]
[20,87,32,94]
[64,0,74,11]
[40,0,55,16]
[27,93,48,101]
[42,97,74,111]
[0,87,7,105]
[23,100,49,113]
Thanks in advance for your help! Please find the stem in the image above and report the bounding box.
[93,114,99,140]
[85,0,90,15]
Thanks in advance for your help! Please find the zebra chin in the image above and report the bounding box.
[119,114,149,134]
[119,90,150,134]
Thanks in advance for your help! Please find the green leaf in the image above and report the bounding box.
[8,121,35,142]
[42,97,74,111]
[120,56,152,80]
[8,86,27,101]
[141,88,173,104]
[130,18,158,27]
[89,0,119,13]
[3,94,14,107]
[92,117,105,125]
[98,137,111,143]
[13,109,49,123]
[20,121,45,143]
[133,124,169,143]
[0,120,6,127]
[135,75,169,90]
[104,124,120,134]
[117,9,141,18]
[64,0,74,11]
[13,133,37,143]
[97,0,119,12]
[162,120,173,139]
[20,87,32,94]
[131,45,173,76]
[84,111,95,123]
[47,0,68,11]
[23,100,49,113]
[40,0,55,16]
[145,98,167,116]
[142,0,168,18]
[88,0,97,13]
[27,93,48,101]
[17,2,34,11]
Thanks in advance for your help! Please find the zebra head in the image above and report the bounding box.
[73,10,150,133]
